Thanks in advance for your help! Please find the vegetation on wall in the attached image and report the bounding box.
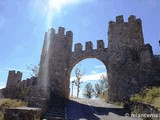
[130,87,160,110]
[18,87,31,100]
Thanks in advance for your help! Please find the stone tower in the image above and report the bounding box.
[48,27,73,99]
[6,70,22,88]
[107,15,153,101]
[38,27,73,100]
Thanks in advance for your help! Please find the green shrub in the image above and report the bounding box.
[0,99,27,120]
[153,97,160,110]
[130,93,144,102]
[130,87,160,109]
[0,99,27,108]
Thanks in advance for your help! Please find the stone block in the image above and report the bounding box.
[128,15,136,23]
[85,41,93,51]
[4,107,41,120]
[66,31,73,39]
[97,40,104,49]
[116,15,124,23]
[58,27,65,35]
[74,43,83,52]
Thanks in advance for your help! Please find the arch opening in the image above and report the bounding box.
[69,58,108,99]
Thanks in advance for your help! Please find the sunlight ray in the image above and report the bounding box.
[29,0,95,28]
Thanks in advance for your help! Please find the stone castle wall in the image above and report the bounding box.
[6,70,37,89]
[2,15,159,105]
[3,70,37,99]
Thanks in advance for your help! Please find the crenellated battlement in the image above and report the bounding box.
[73,40,105,52]
[109,15,142,26]
[47,27,73,38]
[19,77,37,89]
[108,15,144,50]
[58,27,65,35]
[48,28,55,34]
[85,41,93,51]
[6,70,37,89]
[74,43,83,52]
[97,40,104,49]
[66,31,73,39]
[4,70,37,99]
[6,70,22,88]
[46,27,73,56]
[116,15,124,23]
[128,15,142,24]
[8,70,22,74]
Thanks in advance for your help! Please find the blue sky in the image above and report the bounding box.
[0,0,159,89]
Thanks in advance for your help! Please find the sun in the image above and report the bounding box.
[48,0,78,12]
[45,0,79,28]
[49,0,65,12]
[30,0,80,28]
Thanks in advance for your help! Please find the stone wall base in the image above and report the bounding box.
[4,107,41,120]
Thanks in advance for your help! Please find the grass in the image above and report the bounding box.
[153,97,160,110]
[130,87,160,110]
[0,112,3,120]
[0,99,27,120]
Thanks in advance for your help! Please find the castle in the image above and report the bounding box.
[2,15,160,113]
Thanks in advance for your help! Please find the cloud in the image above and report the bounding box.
[95,65,105,68]
[91,71,97,74]
[71,72,106,82]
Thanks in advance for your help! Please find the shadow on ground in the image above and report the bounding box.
[66,99,130,120]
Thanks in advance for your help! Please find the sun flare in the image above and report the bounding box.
[30,0,81,28]
[46,0,79,28]
[48,0,78,12]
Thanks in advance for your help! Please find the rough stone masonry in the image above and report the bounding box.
[2,15,160,111]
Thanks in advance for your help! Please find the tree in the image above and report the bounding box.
[74,66,85,98]
[94,74,108,98]
[26,64,39,77]
[94,83,101,98]
[83,82,94,99]
[99,74,108,90]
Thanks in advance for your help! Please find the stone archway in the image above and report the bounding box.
[65,40,108,98]
[37,15,154,103]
